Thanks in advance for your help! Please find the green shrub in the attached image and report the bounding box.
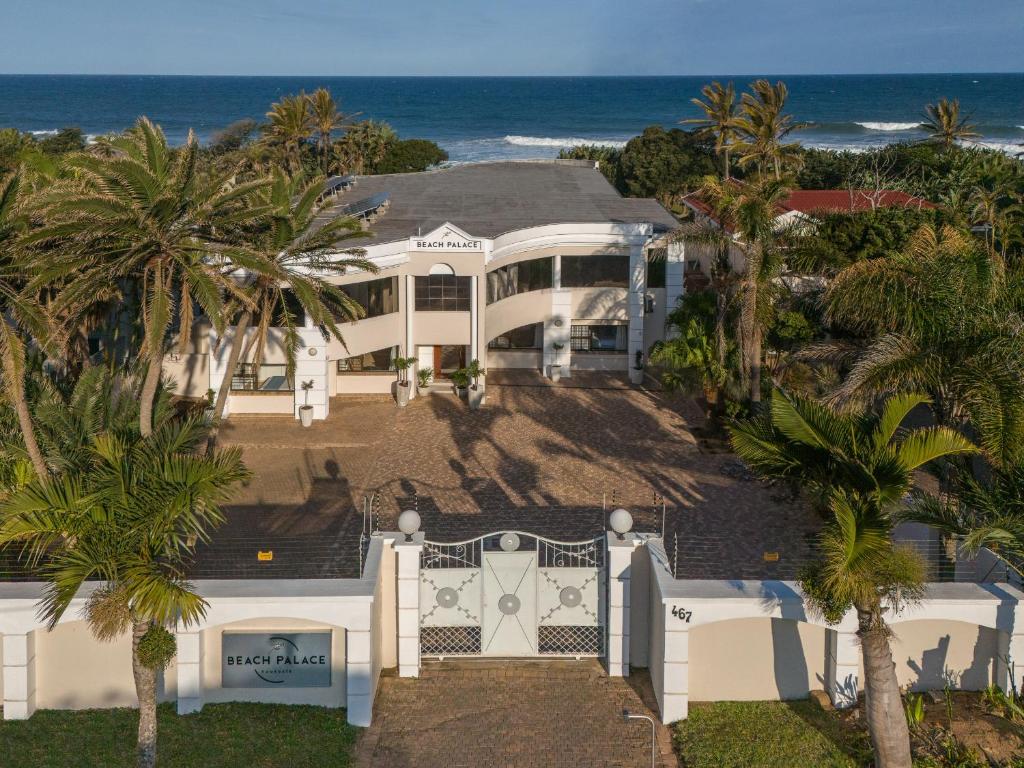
[376,139,448,174]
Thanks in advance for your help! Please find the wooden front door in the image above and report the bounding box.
[435,346,466,378]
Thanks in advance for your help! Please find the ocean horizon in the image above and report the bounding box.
[2,73,1022,161]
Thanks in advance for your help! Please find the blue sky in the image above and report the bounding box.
[3,0,1022,75]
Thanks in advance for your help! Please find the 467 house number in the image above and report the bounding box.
[671,606,693,623]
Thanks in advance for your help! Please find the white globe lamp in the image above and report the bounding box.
[398,510,421,542]
[609,508,633,540]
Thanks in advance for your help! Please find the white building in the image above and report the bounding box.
[163,161,682,420]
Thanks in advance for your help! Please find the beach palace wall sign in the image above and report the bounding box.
[222,632,331,688]
[411,223,484,252]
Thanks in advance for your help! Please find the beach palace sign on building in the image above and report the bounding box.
[411,223,484,252]
[222,632,332,688]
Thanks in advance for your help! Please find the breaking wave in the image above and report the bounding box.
[504,135,628,148]
[855,121,922,131]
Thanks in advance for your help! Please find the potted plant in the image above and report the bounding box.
[466,359,485,410]
[417,366,434,391]
[550,342,564,383]
[203,388,216,424]
[394,356,413,407]
[451,368,470,398]
[299,380,315,427]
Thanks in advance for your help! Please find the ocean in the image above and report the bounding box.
[0,74,1021,161]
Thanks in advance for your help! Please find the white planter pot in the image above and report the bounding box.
[549,364,562,383]
[396,382,411,407]
[629,367,644,385]
[299,405,314,427]
[468,385,484,410]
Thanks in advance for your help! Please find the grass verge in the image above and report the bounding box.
[0,702,359,768]
[673,700,871,768]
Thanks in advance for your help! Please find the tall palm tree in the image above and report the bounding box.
[210,170,376,436]
[683,81,740,180]
[335,120,397,175]
[264,93,314,173]
[0,410,250,768]
[921,98,980,149]
[0,172,49,477]
[733,80,805,181]
[308,88,356,173]
[29,118,267,438]
[808,224,1024,466]
[731,389,977,768]
[696,175,791,405]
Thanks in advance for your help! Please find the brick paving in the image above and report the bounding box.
[352,660,678,768]
[196,375,822,579]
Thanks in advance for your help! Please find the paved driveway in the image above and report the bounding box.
[201,377,820,579]
[352,661,677,768]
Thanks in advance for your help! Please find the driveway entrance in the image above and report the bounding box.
[352,660,677,768]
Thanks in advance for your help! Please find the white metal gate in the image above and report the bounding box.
[419,531,605,658]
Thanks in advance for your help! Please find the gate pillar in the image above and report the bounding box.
[396,535,424,677]
[606,532,642,677]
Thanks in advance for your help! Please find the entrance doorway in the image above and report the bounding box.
[433,345,466,379]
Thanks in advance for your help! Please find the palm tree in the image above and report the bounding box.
[29,118,267,439]
[907,460,1024,579]
[649,319,728,415]
[731,388,977,768]
[733,80,805,181]
[921,98,980,149]
[209,170,376,437]
[264,93,314,173]
[0,172,50,477]
[0,411,250,768]
[808,224,1024,466]
[308,88,356,173]
[696,175,791,406]
[683,81,740,179]
[335,121,397,175]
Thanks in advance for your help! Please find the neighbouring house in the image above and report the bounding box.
[677,187,935,292]
[163,160,682,422]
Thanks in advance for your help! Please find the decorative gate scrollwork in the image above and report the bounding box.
[419,531,605,658]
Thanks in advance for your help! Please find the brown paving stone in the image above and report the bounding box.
[352,661,677,768]
[195,378,821,579]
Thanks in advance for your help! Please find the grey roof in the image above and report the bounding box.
[316,161,678,247]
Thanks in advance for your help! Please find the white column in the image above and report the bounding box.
[606,532,641,677]
[175,630,203,715]
[665,241,685,339]
[553,253,562,290]
[998,632,1024,694]
[2,632,36,720]
[826,620,860,708]
[405,275,416,400]
[661,606,689,723]
[627,243,646,384]
[544,292,572,379]
[294,328,329,420]
[346,627,374,726]
[395,536,423,678]
[469,275,479,365]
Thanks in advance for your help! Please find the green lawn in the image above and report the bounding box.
[673,701,872,768]
[0,702,359,768]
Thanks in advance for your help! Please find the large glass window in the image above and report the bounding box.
[336,345,398,373]
[561,254,630,288]
[486,257,553,304]
[646,257,666,288]
[337,277,399,320]
[488,323,542,350]
[570,324,627,353]
[230,363,294,391]
[415,275,472,312]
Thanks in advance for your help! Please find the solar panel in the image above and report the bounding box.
[323,175,355,194]
[338,192,390,219]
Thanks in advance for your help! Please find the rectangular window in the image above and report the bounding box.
[336,345,398,373]
[570,324,627,353]
[337,277,399,320]
[561,254,630,288]
[646,258,666,288]
[488,323,542,350]
[415,275,472,312]
[230,363,294,392]
[486,257,553,304]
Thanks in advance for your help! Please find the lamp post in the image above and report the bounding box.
[398,510,421,542]
[622,709,656,768]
